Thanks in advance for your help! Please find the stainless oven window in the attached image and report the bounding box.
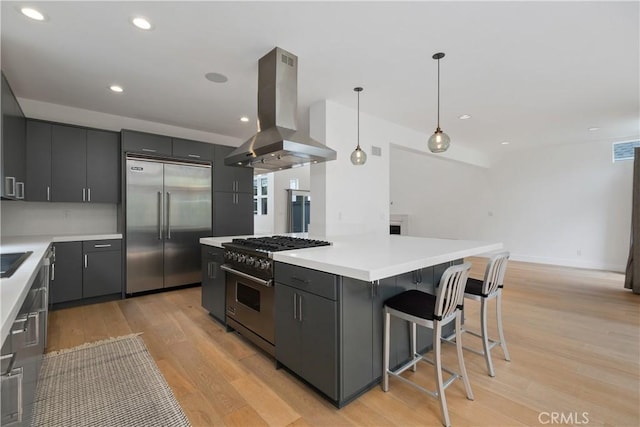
[236,281,261,312]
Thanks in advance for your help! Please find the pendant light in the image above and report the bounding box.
[350,87,367,165]
[427,52,450,153]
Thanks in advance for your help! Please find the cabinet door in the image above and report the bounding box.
[51,242,82,304]
[201,246,225,322]
[173,138,213,161]
[25,120,52,202]
[373,277,408,375]
[82,250,122,298]
[213,145,236,192]
[300,291,338,400]
[86,129,119,203]
[122,130,172,156]
[213,192,254,236]
[51,125,87,202]
[340,277,374,399]
[275,284,302,375]
[235,167,253,194]
[1,72,26,200]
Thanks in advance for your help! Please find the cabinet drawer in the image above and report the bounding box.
[275,263,338,301]
[82,239,121,253]
[172,138,213,161]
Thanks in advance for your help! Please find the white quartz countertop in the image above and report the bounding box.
[201,234,502,282]
[1,233,123,347]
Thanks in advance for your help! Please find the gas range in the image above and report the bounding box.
[222,236,331,281]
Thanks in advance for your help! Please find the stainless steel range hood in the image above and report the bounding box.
[225,47,337,170]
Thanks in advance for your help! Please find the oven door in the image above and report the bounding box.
[223,265,275,345]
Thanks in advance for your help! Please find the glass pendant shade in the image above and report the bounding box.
[428,127,450,153]
[350,146,367,165]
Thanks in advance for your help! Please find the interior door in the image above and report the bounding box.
[126,158,164,293]
[163,162,211,288]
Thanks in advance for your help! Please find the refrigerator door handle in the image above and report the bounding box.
[166,192,171,239]
[157,191,163,240]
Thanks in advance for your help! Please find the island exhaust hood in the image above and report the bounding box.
[225,47,337,170]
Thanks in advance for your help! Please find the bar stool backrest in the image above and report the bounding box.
[436,262,472,321]
[482,251,510,296]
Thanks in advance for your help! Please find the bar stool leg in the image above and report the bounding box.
[382,310,391,392]
[433,322,451,427]
[480,298,495,377]
[411,321,417,372]
[455,311,474,400]
[496,291,510,361]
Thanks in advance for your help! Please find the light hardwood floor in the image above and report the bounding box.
[46,258,639,426]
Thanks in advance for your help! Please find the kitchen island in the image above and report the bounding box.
[200,234,502,407]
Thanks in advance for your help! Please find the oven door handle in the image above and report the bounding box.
[220,264,273,287]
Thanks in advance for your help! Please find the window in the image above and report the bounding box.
[613,140,640,162]
[253,176,268,215]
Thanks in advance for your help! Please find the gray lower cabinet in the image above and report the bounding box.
[1,257,48,426]
[275,282,338,401]
[201,246,225,323]
[51,241,82,304]
[82,240,122,298]
[51,240,122,305]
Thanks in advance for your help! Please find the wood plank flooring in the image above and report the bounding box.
[46,258,639,426]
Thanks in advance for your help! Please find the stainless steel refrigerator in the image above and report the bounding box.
[125,156,211,294]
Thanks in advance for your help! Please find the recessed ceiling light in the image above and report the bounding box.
[109,85,124,93]
[588,127,600,131]
[132,17,152,30]
[240,116,249,122]
[501,141,510,145]
[21,7,45,21]
[205,72,228,83]
[458,114,472,120]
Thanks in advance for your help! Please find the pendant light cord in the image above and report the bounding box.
[357,90,360,149]
[436,56,440,129]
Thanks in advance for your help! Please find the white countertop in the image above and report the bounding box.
[201,234,502,282]
[1,233,123,347]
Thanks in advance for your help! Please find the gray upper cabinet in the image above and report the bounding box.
[1,71,26,200]
[52,124,86,202]
[86,130,120,202]
[213,144,252,193]
[26,120,52,202]
[121,129,172,156]
[172,138,213,161]
[26,120,120,203]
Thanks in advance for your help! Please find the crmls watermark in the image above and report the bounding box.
[538,412,589,424]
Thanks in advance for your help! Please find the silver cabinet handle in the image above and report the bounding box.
[82,188,86,202]
[47,186,50,201]
[84,254,88,268]
[24,312,40,347]
[293,293,297,320]
[16,182,24,199]
[166,192,171,239]
[51,263,55,281]
[298,294,303,322]
[94,244,112,248]
[142,148,156,153]
[88,187,91,202]
[4,176,16,196]
[157,191,163,240]
[188,154,201,158]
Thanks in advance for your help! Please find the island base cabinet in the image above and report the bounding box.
[201,246,225,323]
[275,283,338,401]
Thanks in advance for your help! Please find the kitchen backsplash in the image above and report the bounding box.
[0,201,118,237]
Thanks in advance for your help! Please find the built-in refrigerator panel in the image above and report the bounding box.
[126,158,164,293]
[163,163,211,288]
[126,157,211,294]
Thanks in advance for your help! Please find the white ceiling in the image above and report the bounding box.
[1,1,639,159]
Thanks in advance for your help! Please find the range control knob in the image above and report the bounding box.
[238,254,246,263]
[260,260,271,270]
[245,256,255,266]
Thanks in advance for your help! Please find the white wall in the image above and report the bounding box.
[391,140,632,272]
[0,201,117,237]
[487,141,632,271]
[390,146,492,241]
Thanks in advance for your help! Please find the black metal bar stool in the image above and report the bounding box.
[455,251,511,377]
[382,262,474,427]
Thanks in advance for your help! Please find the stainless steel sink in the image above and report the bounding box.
[0,251,32,278]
